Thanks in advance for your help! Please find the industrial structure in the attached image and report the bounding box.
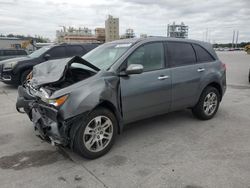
[56,26,101,43]
[105,15,119,42]
[140,34,147,38]
[167,22,188,38]
[121,28,135,39]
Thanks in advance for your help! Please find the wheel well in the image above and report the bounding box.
[95,100,122,134]
[19,68,32,84]
[206,82,222,101]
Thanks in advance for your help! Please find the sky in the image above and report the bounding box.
[0,0,249,43]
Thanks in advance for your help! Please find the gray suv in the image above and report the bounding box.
[16,37,226,159]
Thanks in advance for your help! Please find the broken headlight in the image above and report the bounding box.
[42,95,68,107]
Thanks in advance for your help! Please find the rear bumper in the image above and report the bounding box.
[16,86,71,146]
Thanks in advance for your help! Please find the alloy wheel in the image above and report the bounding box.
[203,92,218,116]
[83,116,113,152]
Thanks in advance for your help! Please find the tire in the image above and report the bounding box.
[20,69,31,85]
[192,86,220,120]
[73,107,118,159]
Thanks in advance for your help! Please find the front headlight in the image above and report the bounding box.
[42,95,68,107]
[3,61,18,70]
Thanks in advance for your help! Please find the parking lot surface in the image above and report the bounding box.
[0,51,250,188]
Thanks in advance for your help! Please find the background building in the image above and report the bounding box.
[167,22,188,38]
[95,28,105,43]
[56,26,100,43]
[0,37,35,51]
[105,15,119,42]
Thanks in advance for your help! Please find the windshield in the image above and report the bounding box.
[82,43,132,70]
[28,46,52,58]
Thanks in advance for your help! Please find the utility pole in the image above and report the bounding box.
[235,30,239,48]
[205,28,208,42]
[232,30,235,48]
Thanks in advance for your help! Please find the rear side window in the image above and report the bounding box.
[193,44,214,63]
[48,46,66,58]
[67,46,85,56]
[127,42,165,72]
[167,42,196,67]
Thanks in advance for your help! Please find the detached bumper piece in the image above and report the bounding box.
[16,86,70,146]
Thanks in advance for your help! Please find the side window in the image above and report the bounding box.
[3,50,15,56]
[167,42,196,67]
[48,47,66,58]
[127,42,164,72]
[17,50,27,55]
[193,44,214,63]
[67,46,85,57]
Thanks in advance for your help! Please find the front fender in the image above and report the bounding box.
[59,76,120,121]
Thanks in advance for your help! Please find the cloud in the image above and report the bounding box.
[0,0,249,42]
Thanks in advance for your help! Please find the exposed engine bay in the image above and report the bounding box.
[26,56,100,97]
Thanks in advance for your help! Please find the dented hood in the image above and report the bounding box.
[29,56,100,88]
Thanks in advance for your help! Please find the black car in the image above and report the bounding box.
[0,49,28,61]
[0,43,99,85]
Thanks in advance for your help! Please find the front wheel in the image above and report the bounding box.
[73,108,117,159]
[192,86,220,120]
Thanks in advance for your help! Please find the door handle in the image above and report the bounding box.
[158,75,169,80]
[197,68,205,72]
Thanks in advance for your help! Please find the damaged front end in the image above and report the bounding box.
[16,56,100,146]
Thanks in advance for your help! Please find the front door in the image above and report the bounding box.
[120,42,172,123]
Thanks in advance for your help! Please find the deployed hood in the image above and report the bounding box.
[0,56,30,64]
[29,56,100,88]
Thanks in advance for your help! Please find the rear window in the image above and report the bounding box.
[167,42,196,67]
[193,44,214,63]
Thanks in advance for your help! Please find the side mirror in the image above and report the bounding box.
[44,54,50,60]
[125,64,143,75]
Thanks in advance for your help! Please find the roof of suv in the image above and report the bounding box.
[109,36,218,59]
[110,36,209,45]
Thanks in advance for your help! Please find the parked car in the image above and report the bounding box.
[0,43,99,85]
[16,37,226,159]
[0,49,28,61]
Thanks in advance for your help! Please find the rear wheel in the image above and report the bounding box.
[20,69,31,85]
[73,108,117,159]
[192,86,220,120]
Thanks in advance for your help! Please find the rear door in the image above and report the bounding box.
[120,42,172,123]
[166,41,202,110]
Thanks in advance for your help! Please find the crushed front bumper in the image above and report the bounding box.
[16,86,71,146]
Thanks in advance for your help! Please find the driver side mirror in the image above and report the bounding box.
[44,54,51,60]
[125,64,143,75]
